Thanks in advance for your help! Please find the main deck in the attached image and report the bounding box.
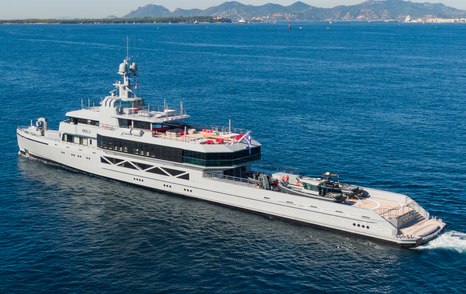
[209,172,426,222]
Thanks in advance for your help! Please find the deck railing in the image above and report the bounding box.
[204,173,256,187]
[375,200,429,228]
[407,200,430,219]
[151,127,252,145]
[377,204,412,218]
[250,164,301,176]
[207,126,250,135]
[18,128,99,150]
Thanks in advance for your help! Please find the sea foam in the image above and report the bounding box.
[416,231,466,254]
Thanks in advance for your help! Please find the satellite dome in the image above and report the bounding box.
[118,62,127,75]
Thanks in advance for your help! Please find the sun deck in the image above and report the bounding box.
[152,127,252,145]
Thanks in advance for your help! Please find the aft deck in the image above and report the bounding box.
[213,171,428,222]
[350,197,405,214]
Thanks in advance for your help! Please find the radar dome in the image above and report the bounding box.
[118,62,127,75]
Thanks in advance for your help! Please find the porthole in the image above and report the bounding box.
[367,226,370,229]
[362,225,365,228]
[353,223,356,226]
[357,224,360,227]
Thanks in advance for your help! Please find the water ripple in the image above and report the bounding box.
[1,23,465,293]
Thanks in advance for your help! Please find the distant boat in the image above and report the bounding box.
[238,18,247,24]
[288,22,292,29]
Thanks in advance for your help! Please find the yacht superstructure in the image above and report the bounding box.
[17,55,445,248]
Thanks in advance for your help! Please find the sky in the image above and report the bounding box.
[0,0,465,20]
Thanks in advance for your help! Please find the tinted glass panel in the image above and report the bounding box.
[178,173,190,180]
[122,161,137,169]
[133,162,153,170]
[146,167,168,176]
[163,168,185,177]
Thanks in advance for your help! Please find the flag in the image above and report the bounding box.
[244,132,252,155]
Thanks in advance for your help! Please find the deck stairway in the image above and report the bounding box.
[399,211,426,229]
[379,201,445,239]
[400,218,444,238]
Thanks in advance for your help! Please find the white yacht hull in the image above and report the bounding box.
[17,128,445,248]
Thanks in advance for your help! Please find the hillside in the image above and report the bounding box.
[125,0,466,22]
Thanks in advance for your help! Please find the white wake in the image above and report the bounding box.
[415,231,466,254]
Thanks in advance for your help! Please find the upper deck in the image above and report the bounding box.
[60,55,255,150]
[66,105,190,125]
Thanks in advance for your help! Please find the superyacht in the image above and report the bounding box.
[17,55,446,247]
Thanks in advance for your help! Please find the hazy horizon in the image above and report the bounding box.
[1,0,465,20]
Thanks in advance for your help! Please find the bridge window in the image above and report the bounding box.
[68,117,99,126]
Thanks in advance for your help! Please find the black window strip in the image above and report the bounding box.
[132,162,153,170]
[146,167,168,176]
[100,157,110,164]
[162,167,185,177]
[96,135,260,167]
[122,161,137,169]
[178,173,190,180]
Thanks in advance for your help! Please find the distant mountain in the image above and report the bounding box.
[325,0,466,21]
[126,4,171,18]
[124,0,466,22]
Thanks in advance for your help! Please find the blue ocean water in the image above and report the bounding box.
[1,23,465,293]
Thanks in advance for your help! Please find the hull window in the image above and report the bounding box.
[146,167,169,176]
[101,156,124,165]
[121,161,137,169]
[162,168,185,177]
[133,162,153,170]
[178,173,190,180]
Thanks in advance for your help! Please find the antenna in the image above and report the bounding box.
[180,100,183,126]
[126,36,129,60]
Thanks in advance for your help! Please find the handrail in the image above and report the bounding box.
[18,127,99,150]
[151,129,249,145]
[375,201,429,221]
[251,164,301,176]
[375,206,406,219]
[207,126,250,135]
[407,201,430,219]
[205,173,256,187]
